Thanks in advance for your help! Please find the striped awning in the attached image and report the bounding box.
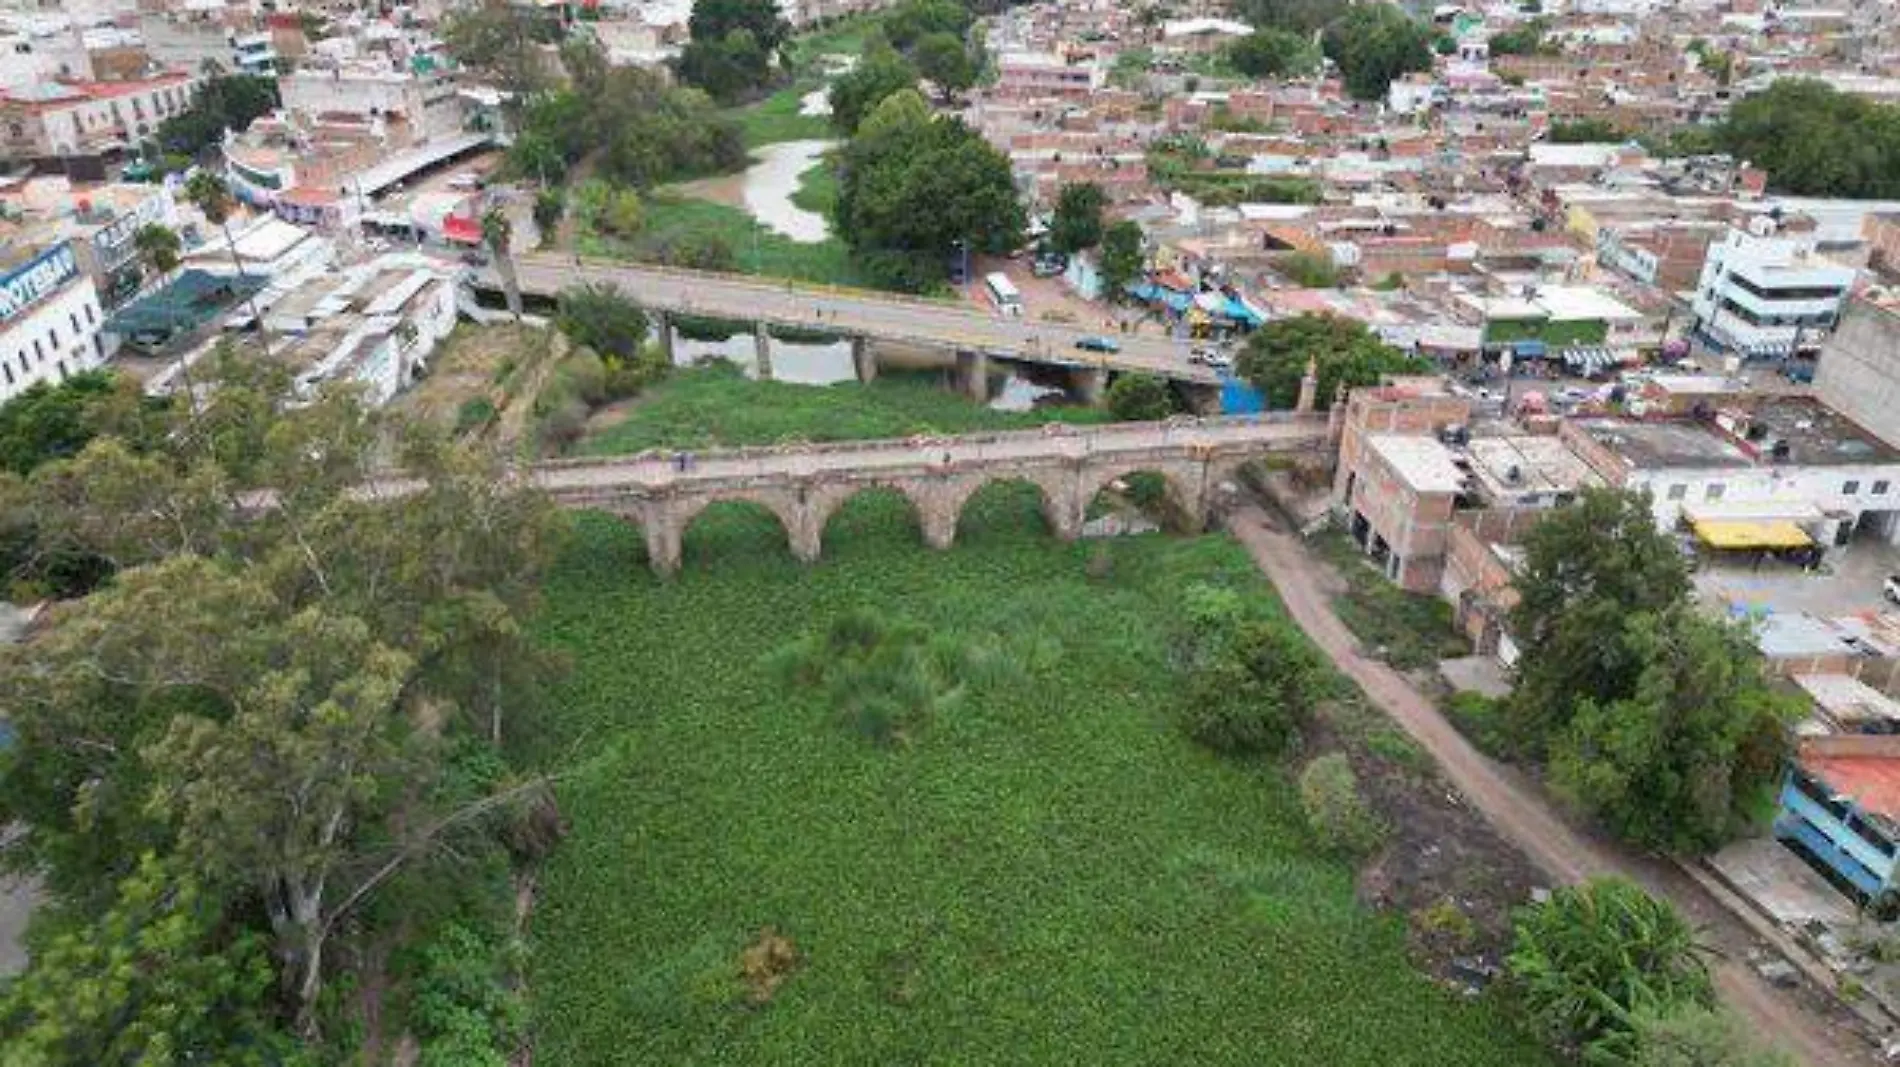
[1561,345,1616,377]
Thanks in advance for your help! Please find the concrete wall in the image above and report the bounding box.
[1817,300,1900,452]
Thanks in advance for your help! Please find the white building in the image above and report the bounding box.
[1690,226,1856,359]
[0,242,109,403]
[0,70,200,160]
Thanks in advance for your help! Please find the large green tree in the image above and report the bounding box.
[1547,604,1798,852]
[1509,878,1714,1062]
[1230,0,1345,34]
[1507,487,1692,746]
[1321,5,1435,100]
[1716,79,1900,199]
[835,96,1025,290]
[0,352,567,1038]
[1049,182,1106,255]
[1507,488,1796,851]
[828,48,921,135]
[152,74,279,160]
[1234,313,1427,409]
[1097,220,1145,299]
[1106,372,1174,421]
[678,0,787,101]
[913,31,977,99]
[1226,29,1320,80]
[882,0,972,50]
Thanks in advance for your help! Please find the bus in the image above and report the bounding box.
[984,272,1022,316]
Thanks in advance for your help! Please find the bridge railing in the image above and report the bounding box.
[533,413,1329,475]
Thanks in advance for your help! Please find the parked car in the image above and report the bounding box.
[1189,346,1233,369]
[1075,335,1120,353]
[1031,253,1067,278]
[1885,574,1900,606]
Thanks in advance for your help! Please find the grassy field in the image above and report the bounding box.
[580,365,1109,455]
[581,192,863,287]
[526,499,1549,1065]
[727,84,832,149]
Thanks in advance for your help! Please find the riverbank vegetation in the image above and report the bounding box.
[580,363,1106,455]
[526,504,1554,1065]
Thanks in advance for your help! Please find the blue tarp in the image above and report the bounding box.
[1505,339,1548,358]
[1161,291,1191,312]
[1127,281,1162,302]
[1222,296,1263,326]
[1221,376,1264,414]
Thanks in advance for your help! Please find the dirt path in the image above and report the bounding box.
[1226,505,1872,1067]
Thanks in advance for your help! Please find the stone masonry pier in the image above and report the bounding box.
[530,415,1330,575]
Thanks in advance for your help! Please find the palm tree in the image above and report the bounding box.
[132,223,196,403]
[482,206,522,321]
[184,171,271,356]
[132,222,181,291]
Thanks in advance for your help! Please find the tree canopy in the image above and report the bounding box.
[1225,29,1320,80]
[1097,220,1145,299]
[441,0,564,102]
[1049,182,1106,254]
[1229,0,1346,35]
[1321,5,1435,101]
[828,47,921,135]
[0,351,567,1047]
[835,99,1025,291]
[1715,79,1900,199]
[1234,313,1428,409]
[1507,488,1797,852]
[151,74,279,160]
[1106,372,1173,421]
[508,63,744,187]
[913,31,977,98]
[882,0,972,51]
[678,0,789,101]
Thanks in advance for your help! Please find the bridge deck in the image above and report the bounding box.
[497,255,1226,386]
[529,415,1328,494]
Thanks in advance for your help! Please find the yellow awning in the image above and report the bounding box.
[1693,518,1812,550]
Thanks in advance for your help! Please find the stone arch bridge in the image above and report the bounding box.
[529,415,1331,574]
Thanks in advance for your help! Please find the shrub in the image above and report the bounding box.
[409,922,525,1067]
[556,283,648,362]
[1106,373,1174,421]
[1298,753,1385,856]
[1445,690,1508,758]
[454,397,497,435]
[1509,877,1714,1061]
[1175,584,1328,755]
[562,348,609,407]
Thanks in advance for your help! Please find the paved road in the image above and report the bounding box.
[494,254,1226,385]
[528,416,1325,494]
[1226,506,1870,1067]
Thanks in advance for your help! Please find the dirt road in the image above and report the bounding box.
[1226,506,1871,1067]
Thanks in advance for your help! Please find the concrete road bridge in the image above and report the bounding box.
[486,254,1227,402]
[526,414,1331,574]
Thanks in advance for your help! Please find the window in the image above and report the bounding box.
[31,339,42,361]
[83,303,94,325]
[1845,480,1862,495]
[1667,484,1687,501]
[16,354,25,375]
[1877,481,1891,496]
[47,327,57,350]
[68,312,79,334]
[3,362,12,385]
[1705,483,1725,501]
[55,360,65,380]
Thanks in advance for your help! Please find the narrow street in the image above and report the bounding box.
[1225,505,1873,1067]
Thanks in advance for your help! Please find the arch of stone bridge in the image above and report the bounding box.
[1077,458,1208,532]
[668,485,815,563]
[806,480,932,549]
[942,465,1081,542]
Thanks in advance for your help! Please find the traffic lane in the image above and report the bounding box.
[510,261,1215,380]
